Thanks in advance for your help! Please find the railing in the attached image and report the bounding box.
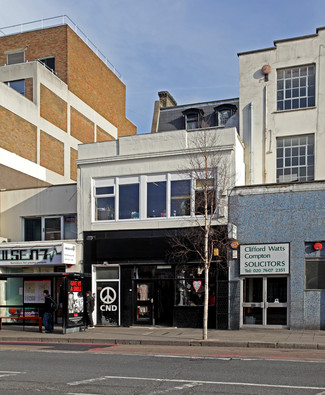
[0,15,121,79]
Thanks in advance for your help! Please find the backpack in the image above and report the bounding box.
[49,297,58,312]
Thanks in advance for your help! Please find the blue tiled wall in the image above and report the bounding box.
[229,187,325,330]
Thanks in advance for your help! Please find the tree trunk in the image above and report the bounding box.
[203,225,209,340]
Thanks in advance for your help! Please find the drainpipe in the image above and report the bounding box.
[264,85,267,184]
[249,102,254,185]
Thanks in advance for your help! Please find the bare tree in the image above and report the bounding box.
[169,128,234,340]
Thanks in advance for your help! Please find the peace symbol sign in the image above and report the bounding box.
[100,287,116,304]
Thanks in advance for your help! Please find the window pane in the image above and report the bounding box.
[276,134,314,183]
[64,215,77,239]
[96,186,114,195]
[44,217,61,240]
[6,79,25,95]
[171,180,191,216]
[306,261,325,289]
[277,65,315,111]
[119,184,139,219]
[24,218,41,241]
[96,197,115,220]
[147,181,166,218]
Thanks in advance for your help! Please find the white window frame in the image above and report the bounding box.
[277,64,315,111]
[92,173,219,223]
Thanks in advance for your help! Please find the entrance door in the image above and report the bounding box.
[242,277,288,327]
[135,282,154,324]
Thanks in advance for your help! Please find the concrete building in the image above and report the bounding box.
[239,27,325,185]
[0,16,136,190]
[0,183,83,327]
[229,181,325,330]
[77,128,245,328]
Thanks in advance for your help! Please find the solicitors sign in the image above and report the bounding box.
[0,243,76,266]
[240,243,289,275]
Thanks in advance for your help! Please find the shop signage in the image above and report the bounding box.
[0,243,76,266]
[97,282,119,326]
[67,278,84,327]
[240,243,289,275]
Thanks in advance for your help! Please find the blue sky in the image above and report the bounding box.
[2,0,325,133]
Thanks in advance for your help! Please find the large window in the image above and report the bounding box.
[147,181,166,218]
[119,184,139,219]
[277,65,315,111]
[306,260,325,289]
[171,180,191,216]
[93,174,218,222]
[276,134,314,182]
[4,80,25,96]
[24,215,77,241]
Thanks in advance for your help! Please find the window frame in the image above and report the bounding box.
[92,173,219,223]
[276,64,316,111]
[276,134,314,183]
[305,259,325,290]
[214,104,237,127]
[23,215,76,241]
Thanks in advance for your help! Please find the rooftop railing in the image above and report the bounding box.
[0,15,121,79]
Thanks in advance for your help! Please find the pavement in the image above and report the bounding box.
[0,325,325,350]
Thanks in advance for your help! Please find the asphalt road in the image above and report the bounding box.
[0,342,325,394]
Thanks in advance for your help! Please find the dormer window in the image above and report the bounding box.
[215,104,237,127]
[182,108,204,130]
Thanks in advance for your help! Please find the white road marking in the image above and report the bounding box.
[67,375,325,391]
[149,382,202,394]
[0,371,26,378]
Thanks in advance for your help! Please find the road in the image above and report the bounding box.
[0,341,325,394]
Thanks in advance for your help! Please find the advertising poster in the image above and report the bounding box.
[96,281,119,326]
[67,279,84,327]
[24,280,51,303]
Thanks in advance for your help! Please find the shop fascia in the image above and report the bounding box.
[0,242,76,266]
[240,243,289,275]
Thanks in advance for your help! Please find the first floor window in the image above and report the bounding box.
[24,215,76,241]
[306,260,325,289]
[95,185,115,220]
[171,180,191,216]
[119,184,139,219]
[276,134,314,182]
[195,178,215,215]
[147,181,166,218]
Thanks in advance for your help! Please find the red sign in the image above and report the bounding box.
[70,280,82,292]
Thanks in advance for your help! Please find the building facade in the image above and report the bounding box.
[78,128,244,328]
[0,17,136,190]
[229,181,325,330]
[239,27,325,185]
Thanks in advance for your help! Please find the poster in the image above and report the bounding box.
[24,280,51,303]
[67,279,84,327]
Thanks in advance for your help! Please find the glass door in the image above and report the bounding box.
[242,277,288,327]
[135,281,154,325]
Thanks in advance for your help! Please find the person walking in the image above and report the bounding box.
[43,290,54,333]
[86,290,95,329]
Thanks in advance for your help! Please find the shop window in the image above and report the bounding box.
[24,215,77,241]
[305,260,325,289]
[7,51,24,65]
[195,178,215,215]
[175,264,211,306]
[4,79,25,96]
[147,181,166,218]
[38,57,55,73]
[171,180,191,216]
[276,134,314,182]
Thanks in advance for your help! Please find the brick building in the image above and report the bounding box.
[0,17,136,189]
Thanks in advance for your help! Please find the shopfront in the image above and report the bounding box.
[240,243,290,327]
[0,242,78,328]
